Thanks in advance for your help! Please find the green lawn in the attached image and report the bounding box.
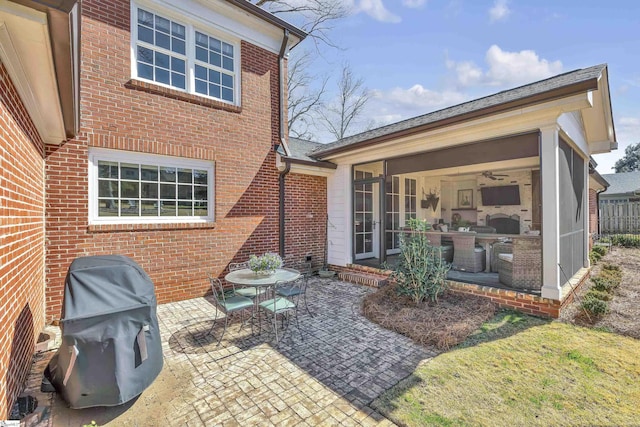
[372,311,640,426]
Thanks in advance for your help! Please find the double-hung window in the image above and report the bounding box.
[133,3,238,104]
[89,148,214,224]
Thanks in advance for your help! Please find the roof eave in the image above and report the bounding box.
[312,78,600,160]
[286,157,337,170]
[224,0,307,43]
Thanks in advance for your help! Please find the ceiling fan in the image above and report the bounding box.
[482,171,509,180]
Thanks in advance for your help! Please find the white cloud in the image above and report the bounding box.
[402,0,427,8]
[367,85,468,125]
[353,0,401,23]
[489,0,510,22]
[447,45,563,88]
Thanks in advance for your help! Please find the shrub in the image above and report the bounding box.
[391,233,450,304]
[589,250,602,264]
[602,263,621,273]
[610,234,640,248]
[581,294,609,317]
[599,268,622,284]
[585,289,612,301]
[592,245,607,256]
[591,274,620,293]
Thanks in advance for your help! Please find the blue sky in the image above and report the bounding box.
[283,0,640,173]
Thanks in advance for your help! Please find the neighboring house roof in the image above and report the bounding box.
[225,0,307,41]
[311,64,610,159]
[600,171,640,196]
[285,137,337,169]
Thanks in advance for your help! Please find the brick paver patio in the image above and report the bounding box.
[25,278,435,426]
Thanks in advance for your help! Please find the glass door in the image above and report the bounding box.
[354,171,378,260]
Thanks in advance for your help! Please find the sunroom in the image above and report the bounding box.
[305,64,616,304]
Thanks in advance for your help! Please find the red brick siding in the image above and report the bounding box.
[0,60,46,418]
[45,0,293,320]
[284,173,327,269]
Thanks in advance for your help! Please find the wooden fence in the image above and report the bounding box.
[599,200,640,234]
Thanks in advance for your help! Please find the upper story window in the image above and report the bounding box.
[89,148,214,224]
[132,3,239,105]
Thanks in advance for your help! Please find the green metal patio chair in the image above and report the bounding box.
[229,261,267,299]
[275,263,314,317]
[259,280,303,344]
[207,275,254,346]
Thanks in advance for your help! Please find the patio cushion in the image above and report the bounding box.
[259,297,296,313]
[222,295,254,312]
[498,253,513,263]
[276,285,302,297]
[235,287,266,298]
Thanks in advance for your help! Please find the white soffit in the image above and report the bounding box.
[0,0,65,144]
[582,69,616,152]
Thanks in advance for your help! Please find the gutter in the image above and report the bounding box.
[278,29,290,257]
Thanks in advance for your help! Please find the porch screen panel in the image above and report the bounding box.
[385,176,400,251]
[405,178,417,222]
[558,139,586,280]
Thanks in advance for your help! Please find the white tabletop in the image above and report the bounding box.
[225,268,300,287]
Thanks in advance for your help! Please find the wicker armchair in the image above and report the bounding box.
[451,234,485,273]
[424,232,454,263]
[497,238,542,290]
[491,241,513,272]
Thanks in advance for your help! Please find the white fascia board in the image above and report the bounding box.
[322,93,592,165]
[558,112,589,157]
[289,163,335,177]
[0,2,66,144]
[147,0,288,54]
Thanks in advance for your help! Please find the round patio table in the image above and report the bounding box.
[225,268,300,287]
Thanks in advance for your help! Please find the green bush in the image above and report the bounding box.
[599,268,622,284]
[589,250,602,263]
[610,234,640,248]
[585,289,612,301]
[391,233,450,304]
[581,294,609,317]
[602,263,621,273]
[591,274,620,293]
[592,245,607,256]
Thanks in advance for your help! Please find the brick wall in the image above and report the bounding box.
[0,60,46,418]
[284,173,327,270]
[44,0,311,320]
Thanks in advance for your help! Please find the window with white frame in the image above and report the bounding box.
[89,148,214,224]
[133,4,238,104]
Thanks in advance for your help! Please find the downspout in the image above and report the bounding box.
[278,29,290,258]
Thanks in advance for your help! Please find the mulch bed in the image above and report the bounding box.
[362,285,496,350]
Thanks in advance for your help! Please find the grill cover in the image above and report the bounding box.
[46,255,163,409]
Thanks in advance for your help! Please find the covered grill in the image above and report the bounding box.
[45,255,163,409]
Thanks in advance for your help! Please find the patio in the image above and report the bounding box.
[24,278,434,426]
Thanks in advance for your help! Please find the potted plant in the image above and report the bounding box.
[248,252,283,276]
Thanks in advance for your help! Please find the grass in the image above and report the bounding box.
[372,311,640,426]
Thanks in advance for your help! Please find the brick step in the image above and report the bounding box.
[337,271,388,288]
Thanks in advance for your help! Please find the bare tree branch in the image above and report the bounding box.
[318,63,371,141]
[287,51,328,140]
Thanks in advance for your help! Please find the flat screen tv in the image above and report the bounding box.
[481,185,520,206]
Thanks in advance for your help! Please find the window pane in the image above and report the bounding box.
[141,165,158,181]
[172,73,185,89]
[209,70,220,84]
[121,163,139,180]
[138,46,153,64]
[98,161,118,178]
[156,32,170,50]
[137,62,153,80]
[196,46,207,62]
[222,88,233,102]
[222,42,233,57]
[178,168,192,183]
[209,52,221,67]
[138,25,154,44]
[171,22,185,38]
[122,199,139,216]
[194,202,208,216]
[195,80,207,95]
[210,85,221,99]
[222,56,233,72]
[155,51,169,69]
[194,170,208,185]
[160,201,176,216]
[171,57,185,73]
[196,32,208,47]
[221,73,233,88]
[155,15,170,33]
[138,9,153,26]
[98,180,118,197]
[178,185,192,199]
[121,181,139,198]
[141,201,158,216]
[172,38,185,55]
[160,183,176,199]
[195,65,207,80]
[141,182,158,198]
[209,38,221,53]
[99,199,119,216]
[156,68,170,84]
[194,186,207,200]
[178,201,193,216]
[160,167,176,182]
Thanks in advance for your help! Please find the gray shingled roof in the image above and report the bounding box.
[601,171,640,196]
[287,137,325,162]
[311,64,607,158]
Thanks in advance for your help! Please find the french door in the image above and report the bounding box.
[354,172,382,260]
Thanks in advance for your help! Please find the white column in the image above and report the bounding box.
[326,164,352,266]
[540,125,562,300]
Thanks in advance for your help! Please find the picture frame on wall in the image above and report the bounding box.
[458,189,473,208]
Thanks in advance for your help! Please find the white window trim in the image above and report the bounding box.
[88,147,215,225]
[130,0,241,106]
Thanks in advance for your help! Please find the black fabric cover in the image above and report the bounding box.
[46,255,163,409]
